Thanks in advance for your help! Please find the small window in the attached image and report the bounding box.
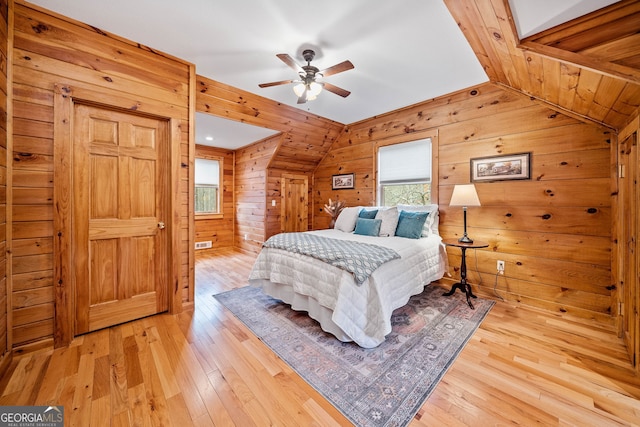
[378,138,431,206]
[195,157,221,215]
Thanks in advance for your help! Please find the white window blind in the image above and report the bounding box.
[378,138,431,183]
[195,158,219,185]
[195,158,220,214]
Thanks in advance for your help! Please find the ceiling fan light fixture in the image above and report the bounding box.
[293,82,306,97]
[292,80,323,100]
[309,81,323,97]
[261,49,353,103]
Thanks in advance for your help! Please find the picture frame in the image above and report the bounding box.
[470,152,531,182]
[332,173,355,190]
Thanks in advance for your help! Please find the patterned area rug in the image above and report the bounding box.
[214,285,494,427]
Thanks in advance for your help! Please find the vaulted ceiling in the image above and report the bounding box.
[445,0,640,130]
[25,0,640,147]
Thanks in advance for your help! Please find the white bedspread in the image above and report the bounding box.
[248,229,447,348]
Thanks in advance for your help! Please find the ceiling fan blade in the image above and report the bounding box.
[323,82,351,98]
[297,88,308,104]
[319,60,354,77]
[276,53,304,74]
[258,79,296,88]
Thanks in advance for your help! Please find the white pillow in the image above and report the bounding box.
[334,207,360,232]
[375,206,399,237]
[397,204,439,236]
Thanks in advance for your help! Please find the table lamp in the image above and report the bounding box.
[449,184,481,243]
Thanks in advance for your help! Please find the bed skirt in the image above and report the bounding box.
[251,278,353,342]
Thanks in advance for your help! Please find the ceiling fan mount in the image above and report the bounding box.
[299,50,321,83]
[301,49,316,63]
[259,48,354,104]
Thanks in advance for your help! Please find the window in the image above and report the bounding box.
[195,157,222,215]
[377,138,431,206]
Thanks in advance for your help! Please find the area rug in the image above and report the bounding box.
[214,285,494,427]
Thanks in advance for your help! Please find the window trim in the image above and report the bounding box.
[195,154,224,219]
[374,131,439,205]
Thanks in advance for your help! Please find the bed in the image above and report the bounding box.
[248,205,448,348]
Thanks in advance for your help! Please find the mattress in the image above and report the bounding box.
[248,229,447,348]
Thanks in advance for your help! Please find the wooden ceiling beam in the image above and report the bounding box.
[519,41,640,85]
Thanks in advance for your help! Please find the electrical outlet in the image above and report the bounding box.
[497,260,505,274]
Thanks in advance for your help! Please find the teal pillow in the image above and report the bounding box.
[395,210,429,239]
[354,218,382,236]
[358,209,378,219]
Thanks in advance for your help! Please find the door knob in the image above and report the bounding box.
[158,222,166,229]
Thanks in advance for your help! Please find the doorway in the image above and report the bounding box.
[280,173,308,232]
[71,103,170,334]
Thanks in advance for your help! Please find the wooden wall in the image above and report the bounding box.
[194,145,234,252]
[234,134,280,253]
[195,75,345,253]
[314,82,614,324]
[616,113,639,368]
[10,1,192,348]
[0,0,9,374]
[444,0,640,132]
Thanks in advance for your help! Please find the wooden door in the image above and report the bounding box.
[73,104,169,334]
[621,133,638,366]
[280,174,308,232]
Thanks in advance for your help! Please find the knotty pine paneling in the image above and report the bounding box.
[445,0,640,130]
[194,145,234,253]
[195,75,345,251]
[0,0,8,375]
[235,134,279,253]
[10,1,192,348]
[313,82,614,323]
[616,113,640,370]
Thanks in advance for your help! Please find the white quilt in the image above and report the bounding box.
[248,229,447,348]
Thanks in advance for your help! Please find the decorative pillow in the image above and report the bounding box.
[375,206,399,237]
[334,206,360,232]
[358,208,378,219]
[354,218,382,236]
[395,210,429,239]
[398,204,439,236]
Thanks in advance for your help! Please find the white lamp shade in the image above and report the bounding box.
[449,184,481,207]
[309,81,323,96]
[293,81,323,99]
[293,82,306,97]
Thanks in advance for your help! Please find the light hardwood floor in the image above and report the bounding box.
[1,248,639,426]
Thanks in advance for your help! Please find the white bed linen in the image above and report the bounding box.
[248,229,447,348]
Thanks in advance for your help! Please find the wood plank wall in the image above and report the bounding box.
[617,113,639,369]
[314,82,615,324]
[234,134,281,253]
[194,145,234,252]
[0,0,9,374]
[195,76,345,253]
[10,1,192,349]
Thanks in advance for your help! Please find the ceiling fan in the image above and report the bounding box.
[259,49,354,104]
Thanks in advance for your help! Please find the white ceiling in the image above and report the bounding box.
[26,0,618,149]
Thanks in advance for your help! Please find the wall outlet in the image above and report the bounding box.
[497,260,505,274]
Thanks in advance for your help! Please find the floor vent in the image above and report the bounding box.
[195,241,212,250]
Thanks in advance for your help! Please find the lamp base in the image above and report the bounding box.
[458,235,474,244]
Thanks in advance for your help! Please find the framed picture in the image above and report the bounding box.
[332,173,355,190]
[470,152,531,182]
